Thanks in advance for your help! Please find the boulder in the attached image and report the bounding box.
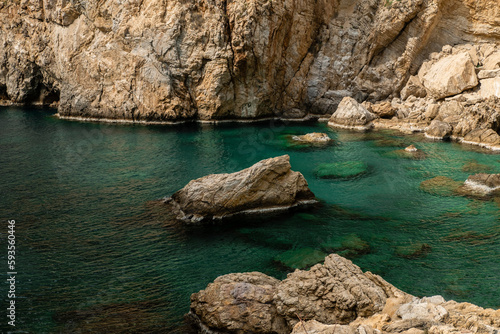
[462,173,500,196]
[370,101,397,118]
[477,69,500,80]
[479,78,500,98]
[188,272,287,334]
[274,254,405,327]
[419,53,478,99]
[462,128,500,146]
[425,120,453,139]
[189,253,500,334]
[292,132,333,144]
[483,51,500,70]
[328,97,377,130]
[401,76,427,100]
[164,155,316,223]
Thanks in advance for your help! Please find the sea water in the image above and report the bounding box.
[0,107,499,333]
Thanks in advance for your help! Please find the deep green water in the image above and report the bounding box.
[1,107,499,333]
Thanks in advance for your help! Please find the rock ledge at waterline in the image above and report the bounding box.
[163,155,317,223]
[187,254,500,334]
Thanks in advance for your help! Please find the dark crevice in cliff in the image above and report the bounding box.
[220,0,237,105]
[39,85,60,105]
[0,85,8,101]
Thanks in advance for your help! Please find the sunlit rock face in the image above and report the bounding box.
[1,0,500,121]
[164,155,316,223]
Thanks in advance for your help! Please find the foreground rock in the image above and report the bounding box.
[188,254,500,334]
[164,155,316,223]
[187,272,287,334]
[328,97,377,130]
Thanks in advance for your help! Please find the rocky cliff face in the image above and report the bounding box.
[1,0,499,121]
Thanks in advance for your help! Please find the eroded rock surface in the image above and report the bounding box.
[189,254,500,334]
[419,52,478,99]
[188,272,286,334]
[164,155,316,223]
[2,0,500,122]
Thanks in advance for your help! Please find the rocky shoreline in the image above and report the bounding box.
[187,254,500,334]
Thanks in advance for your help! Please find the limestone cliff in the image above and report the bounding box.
[1,0,499,121]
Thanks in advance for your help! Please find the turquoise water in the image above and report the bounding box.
[1,107,499,333]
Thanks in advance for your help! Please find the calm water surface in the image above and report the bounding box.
[1,107,499,333]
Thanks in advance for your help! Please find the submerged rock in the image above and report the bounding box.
[443,229,495,244]
[164,155,317,223]
[420,176,462,197]
[395,243,431,259]
[328,97,377,131]
[321,234,371,258]
[314,161,368,179]
[462,161,492,173]
[291,132,332,144]
[274,248,327,270]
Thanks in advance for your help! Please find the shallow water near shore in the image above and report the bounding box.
[1,107,499,333]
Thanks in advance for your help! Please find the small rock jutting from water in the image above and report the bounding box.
[460,173,500,198]
[163,155,317,223]
[187,254,500,334]
[405,144,418,152]
[291,132,332,144]
[387,146,426,160]
[328,97,377,131]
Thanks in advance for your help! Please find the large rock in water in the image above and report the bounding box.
[164,155,316,223]
[328,97,377,130]
[418,52,478,99]
[188,254,500,334]
[461,173,500,197]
